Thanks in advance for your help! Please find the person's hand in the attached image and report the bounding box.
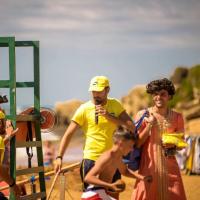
[10,128,19,137]
[143,175,153,183]
[95,105,109,117]
[54,157,62,174]
[144,112,156,125]
[4,128,19,144]
[109,179,126,193]
[10,184,22,200]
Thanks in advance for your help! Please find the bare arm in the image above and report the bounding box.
[54,121,80,172]
[96,106,135,133]
[0,165,21,198]
[84,153,114,189]
[84,153,124,192]
[118,160,152,182]
[57,121,80,157]
[137,112,155,147]
[137,123,152,147]
[0,164,15,185]
[4,128,19,145]
[118,111,135,133]
[118,160,143,180]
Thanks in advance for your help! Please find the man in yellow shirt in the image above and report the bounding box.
[55,76,135,193]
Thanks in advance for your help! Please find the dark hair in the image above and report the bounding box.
[146,78,175,96]
[113,128,136,142]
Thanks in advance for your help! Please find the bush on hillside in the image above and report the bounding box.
[170,67,188,84]
[188,65,200,89]
[169,66,200,108]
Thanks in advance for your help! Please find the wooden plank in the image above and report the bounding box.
[16,114,40,121]
[20,192,46,200]
[16,166,44,176]
[16,141,42,148]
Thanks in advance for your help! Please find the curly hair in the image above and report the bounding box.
[146,78,175,96]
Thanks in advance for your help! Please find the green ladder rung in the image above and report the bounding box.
[16,141,42,148]
[0,81,34,88]
[0,37,15,46]
[16,166,44,176]
[16,82,34,87]
[0,80,10,88]
[6,114,40,121]
[15,41,38,47]
[16,114,40,121]
[0,39,38,47]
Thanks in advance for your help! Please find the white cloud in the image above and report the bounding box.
[0,0,200,50]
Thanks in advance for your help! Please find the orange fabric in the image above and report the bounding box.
[132,110,186,200]
[0,181,9,196]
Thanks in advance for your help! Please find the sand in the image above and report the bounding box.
[42,167,200,200]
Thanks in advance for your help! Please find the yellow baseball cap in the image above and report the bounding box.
[88,76,110,92]
[0,111,5,119]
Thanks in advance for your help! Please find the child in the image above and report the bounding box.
[0,111,21,199]
[81,129,152,200]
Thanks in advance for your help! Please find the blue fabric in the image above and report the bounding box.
[123,109,148,171]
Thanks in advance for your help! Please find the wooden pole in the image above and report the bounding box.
[59,173,66,200]
[47,171,59,200]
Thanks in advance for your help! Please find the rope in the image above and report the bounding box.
[26,121,33,168]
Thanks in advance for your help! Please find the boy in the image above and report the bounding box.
[81,129,152,200]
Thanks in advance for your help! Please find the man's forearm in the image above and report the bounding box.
[105,113,135,133]
[57,121,79,157]
[105,113,127,126]
[118,111,135,133]
[58,132,73,157]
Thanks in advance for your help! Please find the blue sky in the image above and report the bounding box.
[0,0,200,107]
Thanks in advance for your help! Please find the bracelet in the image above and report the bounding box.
[56,156,63,160]
[9,181,16,188]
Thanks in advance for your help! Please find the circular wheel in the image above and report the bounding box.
[40,108,57,132]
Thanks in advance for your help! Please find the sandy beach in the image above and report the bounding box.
[43,166,200,200]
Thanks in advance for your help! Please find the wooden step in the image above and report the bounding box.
[20,191,46,200]
[16,141,42,148]
[16,166,44,176]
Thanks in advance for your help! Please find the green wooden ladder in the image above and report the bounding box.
[0,36,46,200]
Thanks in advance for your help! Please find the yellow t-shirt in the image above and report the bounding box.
[0,136,5,164]
[72,98,124,161]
